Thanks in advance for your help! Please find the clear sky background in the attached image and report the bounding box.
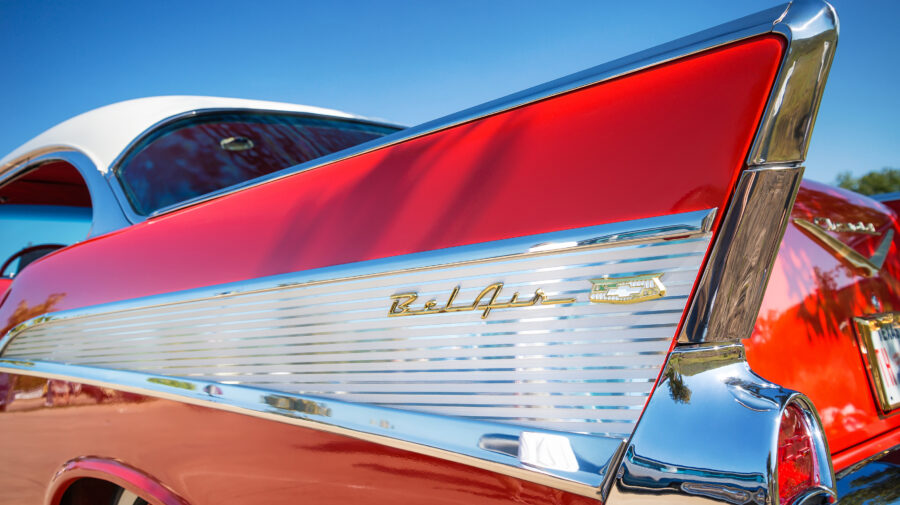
[0,1,896,185]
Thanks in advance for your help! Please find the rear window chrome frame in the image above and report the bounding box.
[104,108,403,224]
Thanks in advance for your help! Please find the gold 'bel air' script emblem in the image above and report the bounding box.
[589,273,666,304]
[389,283,576,320]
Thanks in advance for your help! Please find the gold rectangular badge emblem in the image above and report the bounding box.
[589,273,666,304]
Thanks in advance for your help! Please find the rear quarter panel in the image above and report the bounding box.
[745,179,900,467]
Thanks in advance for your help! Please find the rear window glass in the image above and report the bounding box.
[116,112,398,215]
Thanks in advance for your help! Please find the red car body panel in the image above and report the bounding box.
[0,375,599,505]
[0,36,784,336]
[746,180,900,464]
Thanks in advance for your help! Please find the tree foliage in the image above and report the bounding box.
[836,167,900,196]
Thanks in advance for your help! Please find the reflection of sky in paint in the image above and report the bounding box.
[0,205,91,275]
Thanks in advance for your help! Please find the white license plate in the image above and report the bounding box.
[855,314,900,412]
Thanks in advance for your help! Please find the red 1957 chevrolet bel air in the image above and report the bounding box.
[0,1,897,504]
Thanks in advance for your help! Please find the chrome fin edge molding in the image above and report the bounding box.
[749,0,839,165]
[0,359,616,499]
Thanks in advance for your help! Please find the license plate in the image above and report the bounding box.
[854,313,900,412]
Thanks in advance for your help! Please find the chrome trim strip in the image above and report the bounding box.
[748,0,839,165]
[605,344,836,505]
[0,358,618,498]
[2,209,714,438]
[679,166,803,344]
[139,3,792,220]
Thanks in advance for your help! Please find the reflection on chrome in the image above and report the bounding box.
[146,377,196,391]
[619,445,766,505]
[263,394,332,417]
[518,431,579,472]
[606,344,836,505]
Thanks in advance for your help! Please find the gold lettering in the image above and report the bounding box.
[388,283,576,319]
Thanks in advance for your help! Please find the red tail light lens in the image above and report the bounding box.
[777,403,819,505]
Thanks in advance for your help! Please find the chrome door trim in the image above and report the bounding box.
[0,358,619,499]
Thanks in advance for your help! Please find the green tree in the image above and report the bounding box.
[836,167,900,196]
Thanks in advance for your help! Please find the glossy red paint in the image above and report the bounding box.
[0,373,600,505]
[0,36,785,335]
[831,424,900,472]
[746,179,900,467]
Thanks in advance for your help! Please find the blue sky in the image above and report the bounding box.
[0,1,896,184]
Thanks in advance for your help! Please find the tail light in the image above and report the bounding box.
[777,401,834,505]
[778,403,819,504]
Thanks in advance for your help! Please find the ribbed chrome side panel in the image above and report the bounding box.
[3,211,713,438]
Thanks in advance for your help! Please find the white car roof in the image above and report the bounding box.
[0,96,370,175]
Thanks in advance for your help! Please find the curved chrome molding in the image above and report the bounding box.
[748,0,839,165]
[0,358,620,499]
[137,3,793,220]
[0,150,130,238]
[605,344,836,505]
[679,166,803,344]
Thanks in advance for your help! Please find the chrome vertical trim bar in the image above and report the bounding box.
[679,166,803,344]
